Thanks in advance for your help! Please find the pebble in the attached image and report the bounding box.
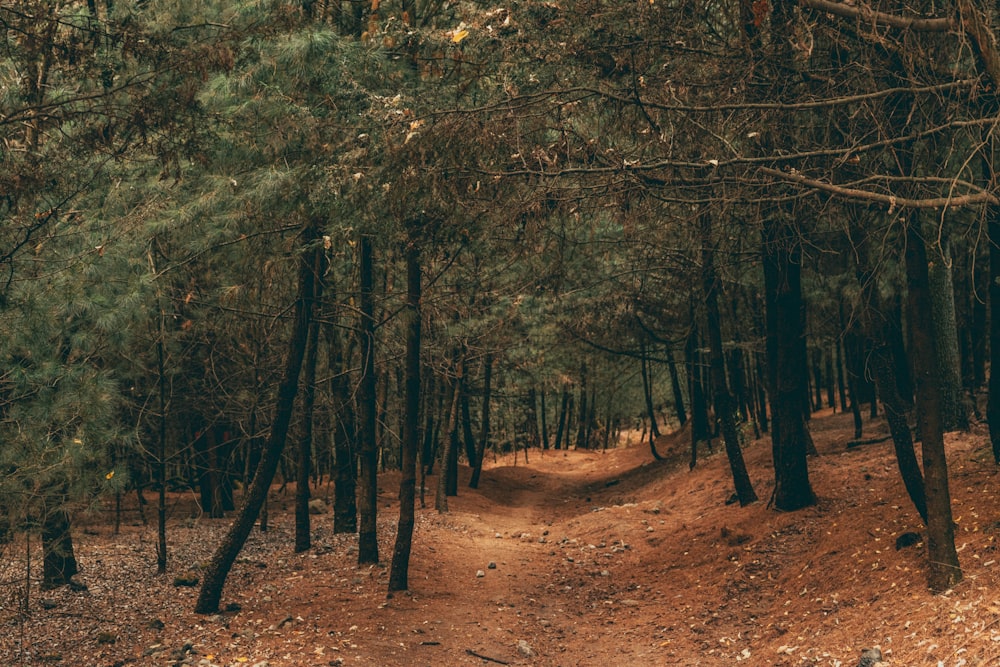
[516,639,535,658]
[476,570,486,578]
[487,562,497,569]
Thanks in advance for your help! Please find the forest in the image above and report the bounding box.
[4,0,1000,663]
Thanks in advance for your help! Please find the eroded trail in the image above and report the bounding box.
[13,413,1000,666]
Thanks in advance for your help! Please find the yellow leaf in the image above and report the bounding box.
[452,29,469,43]
[106,470,115,480]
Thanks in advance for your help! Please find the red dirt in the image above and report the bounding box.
[4,408,1000,666]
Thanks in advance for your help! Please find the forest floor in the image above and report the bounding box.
[4,408,1000,666]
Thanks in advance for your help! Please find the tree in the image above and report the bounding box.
[195,222,320,614]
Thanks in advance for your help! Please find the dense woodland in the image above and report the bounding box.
[3,0,1000,624]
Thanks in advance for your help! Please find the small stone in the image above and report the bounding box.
[476,570,486,578]
[856,647,883,667]
[600,570,610,577]
[487,561,497,569]
[308,498,327,515]
[495,533,502,539]
[173,572,199,587]
[516,639,535,658]
[251,662,270,667]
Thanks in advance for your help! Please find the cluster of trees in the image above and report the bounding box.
[3,0,1000,607]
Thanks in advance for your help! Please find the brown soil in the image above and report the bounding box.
[4,409,1000,666]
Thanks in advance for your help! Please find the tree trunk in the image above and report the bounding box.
[460,368,478,466]
[155,325,168,575]
[927,235,968,432]
[763,223,816,512]
[687,314,711,468]
[850,216,928,524]
[844,327,865,440]
[553,384,570,450]
[328,319,357,534]
[389,236,420,591]
[666,347,687,427]
[294,267,323,552]
[539,389,549,450]
[702,214,756,505]
[904,219,962,593]
[640,339,662,440]
[435,377,461,512]
[989,197,1000,463]
[195,223,318,614]
[575,363,589,449]
[41,494,78,590]
[469,354,493,489]
[357,234,379,565]
[640,340,664,460]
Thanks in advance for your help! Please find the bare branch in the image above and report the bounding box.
[758,167,998,209]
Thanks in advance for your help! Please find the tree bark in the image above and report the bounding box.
[927,235,968,432]
[469,354,493,489]
[904,220,962,593]
[328,319,357,534]
[702,214,756,505]
[357,234,379,565]
[763,222,816,512]
[640,339,665,461]
[850,218,928,524]
[666,347,687,427]
[553,383,570,450]
[989,197,1000,463]
[41,493,78,590]
[389,235,420,591]
[294,260,323,552]
[435,376,461,512]
[195,223,318,614]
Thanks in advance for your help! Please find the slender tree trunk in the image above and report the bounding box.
[836,333,848,413]
[904,219,962,593]
[640,339,662,440]
[460,370,478,466]
[155,319,168,575]
[640,340,665,460]
[328,322,357,534]
[844,328,865,440]
[389,236,421,591]
[763,223,816,512]
[469,354,493,489]
[435,377,461,512]
[575,363,589,449]
[41,492,78,589]
[687,316,710,468]
[666,348,687,427]
[195,223,318,614]
[850,216,928,524]
[927,236,968,432]
[525,386,541,449]
[989,197,1000,463]
[294,275,323,553]
[553,384,570,450]
[357,235,379,565]
[702,214,756,505]
[539,389,549,450]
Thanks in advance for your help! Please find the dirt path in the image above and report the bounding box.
[8,412,1000,666]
